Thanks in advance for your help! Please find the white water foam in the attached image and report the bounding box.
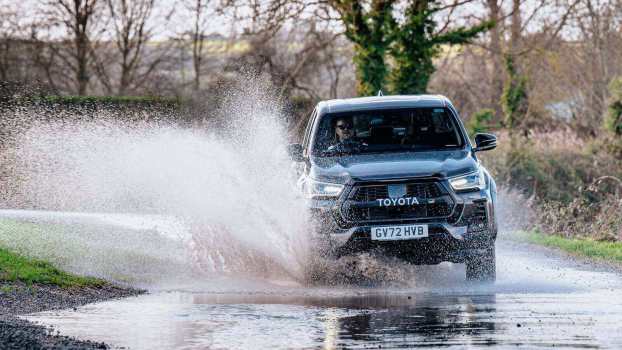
[1,78,311,284]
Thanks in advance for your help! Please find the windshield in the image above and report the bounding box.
[311,107,465,156]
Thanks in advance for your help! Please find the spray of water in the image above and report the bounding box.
[1,76,314,284]
[496,187,536,235]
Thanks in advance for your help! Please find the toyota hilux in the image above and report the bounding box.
[288,95,498,281]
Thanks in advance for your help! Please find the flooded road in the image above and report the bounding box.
[23,239,622,349]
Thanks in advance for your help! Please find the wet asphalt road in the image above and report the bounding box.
[23,237,622,350]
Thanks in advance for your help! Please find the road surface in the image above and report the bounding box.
[23,237,622,349]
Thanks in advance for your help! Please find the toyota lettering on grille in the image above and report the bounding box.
[376,197,420,207]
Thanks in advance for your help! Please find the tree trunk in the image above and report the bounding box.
[192,0,204,91]
[193,34,202,90]
[76,36,89,95]
[118,68,129,96]
[487,0,503,120]
[74,1,93,95]
[510,0,522,55]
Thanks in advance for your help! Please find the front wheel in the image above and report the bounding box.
[465,245,496,282]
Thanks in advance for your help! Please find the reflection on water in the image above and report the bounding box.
[193,292,501,348]
[25,292,499,349]
[320,294,498,349]
[26,289,622,349]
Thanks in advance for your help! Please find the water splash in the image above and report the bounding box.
[496,187,536,235]
[0,76,311,283]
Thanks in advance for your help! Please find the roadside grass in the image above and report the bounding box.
[0,219,82,267]
[0,218,188,285]
[513,231,622,264]
[0,247,105,288]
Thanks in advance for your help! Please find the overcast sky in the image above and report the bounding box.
[1,0,588,41]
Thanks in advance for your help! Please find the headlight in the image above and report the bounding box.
[449,169,486,192]
[305,178,344,199]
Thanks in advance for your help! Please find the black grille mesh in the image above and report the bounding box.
[344,182,454,221]
[352,183,442,202]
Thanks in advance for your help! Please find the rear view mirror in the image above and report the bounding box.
[287,143,304,162]
[473,133,497,152]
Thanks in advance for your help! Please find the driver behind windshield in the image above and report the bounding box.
[334,117,354,143]
[325,117,362,153]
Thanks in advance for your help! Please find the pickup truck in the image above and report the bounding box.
[288,95,498,281]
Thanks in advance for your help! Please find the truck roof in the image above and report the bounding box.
[317,95,453,114]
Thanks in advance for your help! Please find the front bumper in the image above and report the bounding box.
[307,180,497,265]
[319,224,493,264]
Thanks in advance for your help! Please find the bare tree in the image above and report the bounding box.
[438,0,578,122]
[226,19,347,100]
[105,0,170,95]
[555,0,622,133]
[217,0,308,38]
[324,40,352,99]
[44,0,101,95]
[183,0,211,90]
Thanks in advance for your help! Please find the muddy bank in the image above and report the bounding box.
[0,282,143,350]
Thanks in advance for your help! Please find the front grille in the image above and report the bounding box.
[343,181,455,222]
[352,186,388,201]
[352,183,442,201]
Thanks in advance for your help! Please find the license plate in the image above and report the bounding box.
[371,224,428,241]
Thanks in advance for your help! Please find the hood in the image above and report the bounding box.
[309,150,477,183]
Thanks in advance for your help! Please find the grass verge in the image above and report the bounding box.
[0,247,105,288]
[516,231,622,264]
[0,218,186,285]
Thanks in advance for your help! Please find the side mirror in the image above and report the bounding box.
[473,133,497,152]
[287,143,304,162]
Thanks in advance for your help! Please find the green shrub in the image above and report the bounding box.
[467,108,496,135]
[501,55,529,133]
[604,77,622,135]
[538,190,622,242]
[489,140,579,202]
[480,131,622,241]
[481,132,622,204]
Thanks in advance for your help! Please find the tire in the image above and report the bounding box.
[466,245,496,282]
